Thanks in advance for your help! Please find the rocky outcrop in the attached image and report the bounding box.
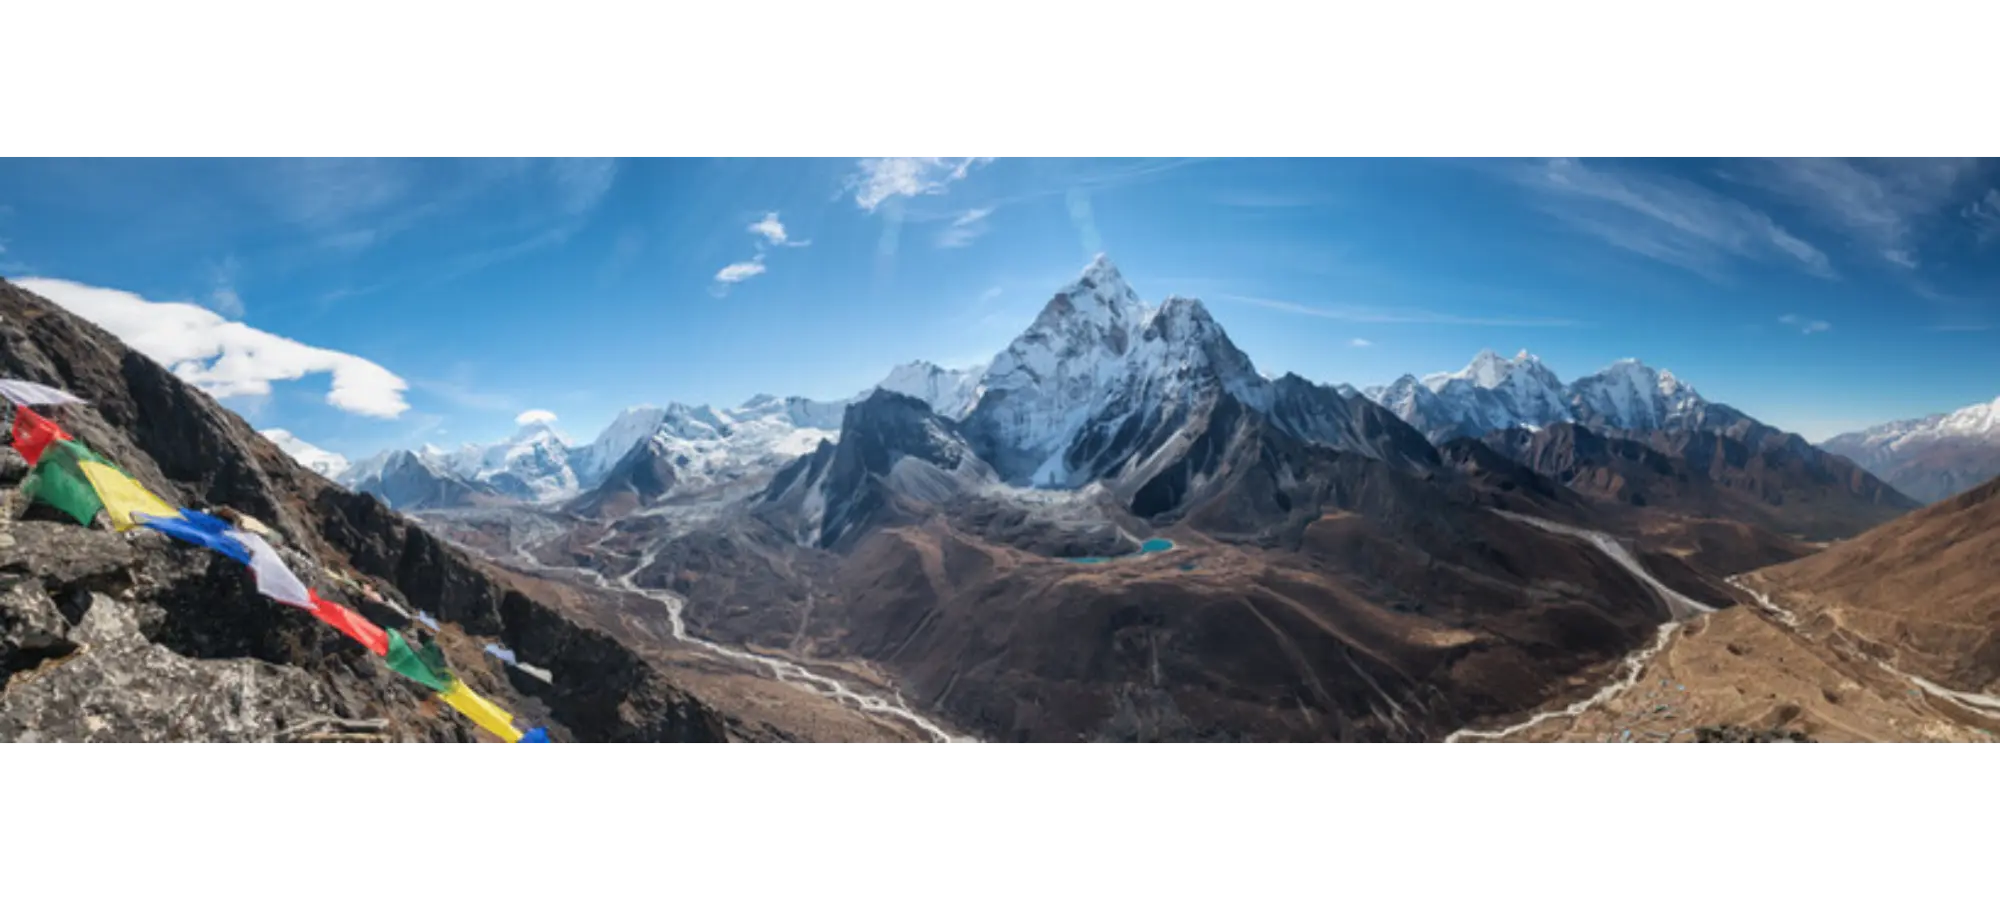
[566,434,679,519]
[0,277,735,742]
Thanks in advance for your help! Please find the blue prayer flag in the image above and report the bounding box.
[139,509,252,565]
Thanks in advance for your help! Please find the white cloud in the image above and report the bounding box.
[1516,158,1835,281]
[749,212,788,244]
[16,277,410,418]
[936,207,993,249]
[715,258,767,283]
[1779,313,1832,334]
[515,409,558,426]
[850,158,990,212]
[746,211,810,248]
[1349,338,1373,348]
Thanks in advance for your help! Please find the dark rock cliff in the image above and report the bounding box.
[0,278,731,742]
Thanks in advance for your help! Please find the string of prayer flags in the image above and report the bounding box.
[4,398,556,742]
[307,589,390,656]
[11,404,72,467]
[0,378,89,408]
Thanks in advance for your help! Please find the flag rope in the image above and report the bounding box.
[5,390,553,743]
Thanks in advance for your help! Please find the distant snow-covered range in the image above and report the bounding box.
[284,360,987,511]
[1821,394,2000,503]
[260,429,349,479]
[1361,349,1728,445]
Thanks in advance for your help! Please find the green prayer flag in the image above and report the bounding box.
[22,441,108,526]
[385,630,451,692]
[416,633,452,680]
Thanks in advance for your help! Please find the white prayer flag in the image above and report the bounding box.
[230,529,315,609]
[0,378,88,407]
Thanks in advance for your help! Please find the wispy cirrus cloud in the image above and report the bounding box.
[936,207,993,249]
[1733,157,1982,269]
[1513,157,1834,281]
[1214,293,1583,328]
[1348,337,1373,348]
[260,158,411,232]
[287,159,615,289]
[847,158,990,212]
[202,254,244,317]
[1213,188,1333,209]
[411,371,515,412]
[1779,313,1832,334]
[1963,188,2000,244]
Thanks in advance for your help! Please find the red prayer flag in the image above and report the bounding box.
[308,589,390,656]
[11,404,72,467]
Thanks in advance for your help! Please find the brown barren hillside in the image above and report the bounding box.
[1465,475,2000,743]
[1740,474,2000,696]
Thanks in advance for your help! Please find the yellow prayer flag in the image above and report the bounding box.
[439,681,525,743]
[77,461,181,531]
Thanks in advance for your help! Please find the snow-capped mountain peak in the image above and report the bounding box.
[1566,358,1707,432]
[960,255,1422,488]
[571,405,669,485]
[1366,350,1725,443]
[1024,253,1149,338]
[1937,394,2000,438]
[261,429,349,479]
[875,360,988,419]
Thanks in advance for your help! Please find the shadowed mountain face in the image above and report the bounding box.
[758,390,995,551]
[1821,400,2000,504]
[1466,422,1916,542]
[568,435,679,519]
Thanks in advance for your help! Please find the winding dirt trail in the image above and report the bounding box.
[501,521,967,743]
[1723,576,2000,722]
[1448,512,1712,742]
[1452,511,2000,742]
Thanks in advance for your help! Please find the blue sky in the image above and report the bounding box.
[1,157,1996,455]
